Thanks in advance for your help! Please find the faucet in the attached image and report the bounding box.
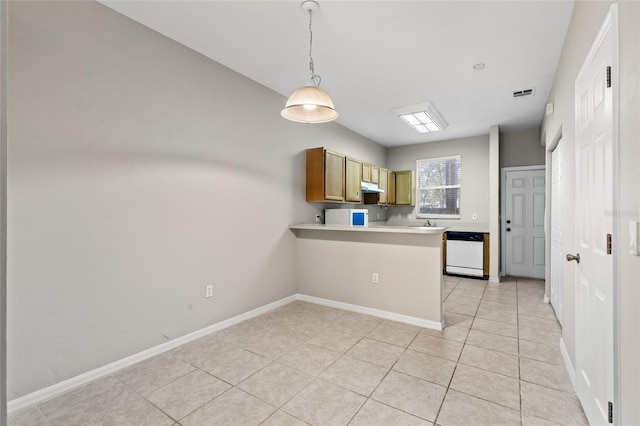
[424,219,431,227]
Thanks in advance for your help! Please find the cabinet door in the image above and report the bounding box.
[387,171,396,205]
[362,163,371,183]
[395,170,415,206]
[378,168,388,204]
[346,157,362,202]
[371,165,379,184]
[324,150,345,201]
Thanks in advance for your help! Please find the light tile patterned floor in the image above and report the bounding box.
[9,276,589,426]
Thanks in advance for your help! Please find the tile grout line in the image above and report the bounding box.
[516,277,524,426]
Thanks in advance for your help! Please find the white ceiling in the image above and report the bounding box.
[100,0,574,147]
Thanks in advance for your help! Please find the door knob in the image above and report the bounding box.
[506,228,511,232]
[566,253,580,263]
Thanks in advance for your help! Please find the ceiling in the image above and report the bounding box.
[100,0,574,147]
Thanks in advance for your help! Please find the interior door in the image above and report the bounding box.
[504,168,546,279]
[550,139,564,325]
[572,7,615,424]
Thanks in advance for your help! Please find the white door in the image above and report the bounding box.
[572,5,616,424]
[504,168,546,279]
[550,139,564,325]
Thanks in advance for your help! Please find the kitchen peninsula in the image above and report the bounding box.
[289,224,445,330]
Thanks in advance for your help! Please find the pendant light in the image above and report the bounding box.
[281,0,338,124]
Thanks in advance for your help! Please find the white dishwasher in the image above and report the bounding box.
[446,231,485,277]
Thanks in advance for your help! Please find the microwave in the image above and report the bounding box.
[324,209,369,227]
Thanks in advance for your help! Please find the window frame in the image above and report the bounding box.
[416,155,462,219]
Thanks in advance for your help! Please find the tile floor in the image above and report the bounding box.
[9,276,589,426]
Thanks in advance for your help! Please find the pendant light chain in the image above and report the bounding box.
[308,8,321,88]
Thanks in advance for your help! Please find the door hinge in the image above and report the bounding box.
[608,401,613,423]
[607,233,612,255]
[607,66,612,88]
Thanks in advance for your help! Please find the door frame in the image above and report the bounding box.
[549,138,564,324]
[0,1,7,423]
[500,165,546,277]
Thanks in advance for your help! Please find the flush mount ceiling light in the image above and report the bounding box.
[281,0,338,124]
[392,102,449,134]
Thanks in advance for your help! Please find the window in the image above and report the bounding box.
[417,156,461,218]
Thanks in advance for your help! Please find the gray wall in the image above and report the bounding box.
[386,135,490,229]
[500,128,544,168]
[7,1,385,399]
[540,1,640,423]
[295,230,443,325]
[0,1,7,422]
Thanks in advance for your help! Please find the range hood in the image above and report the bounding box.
[361,182,385,193]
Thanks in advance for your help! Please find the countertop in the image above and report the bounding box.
[289,223,446,235]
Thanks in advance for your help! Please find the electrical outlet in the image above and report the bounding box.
[407,214,412,219]
[205,285,213,298]
[472,213,478,220]
[315,214,322,223]
[372,273,379,284]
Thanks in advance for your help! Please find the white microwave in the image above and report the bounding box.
[325,209,369,227]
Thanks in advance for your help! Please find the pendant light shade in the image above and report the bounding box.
[281,85,338,123]
[281,0,338,124]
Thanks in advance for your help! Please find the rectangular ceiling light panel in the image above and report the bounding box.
[392,101,449,134]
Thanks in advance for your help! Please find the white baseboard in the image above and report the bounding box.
[489,276,500,283]
[8,294,298,414]
[296,294,443,330]
[559,337,576,390]
[543,295,550,304]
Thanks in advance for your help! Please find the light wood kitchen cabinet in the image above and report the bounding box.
[378,168,388,204]
[306,147,345,202]
[395,170,415,206]
[387,171,396,205]
[362,163,372,183]
[345,157,363,202]
[371,165,379,184]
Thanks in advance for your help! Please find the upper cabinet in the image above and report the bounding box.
[378,168,388,205]
[362,163,372,183]
[305,147,412,206]
[371,165,379,184]
[395,170,415,206]
[387,171,396,205]
[306,147,345,202]
[345,157,362,203]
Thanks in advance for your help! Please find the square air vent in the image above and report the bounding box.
[513,88,535,98]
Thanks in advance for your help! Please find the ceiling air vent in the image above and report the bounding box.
[513,88,535,98]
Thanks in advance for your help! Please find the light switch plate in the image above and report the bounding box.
[630,221,639,256]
